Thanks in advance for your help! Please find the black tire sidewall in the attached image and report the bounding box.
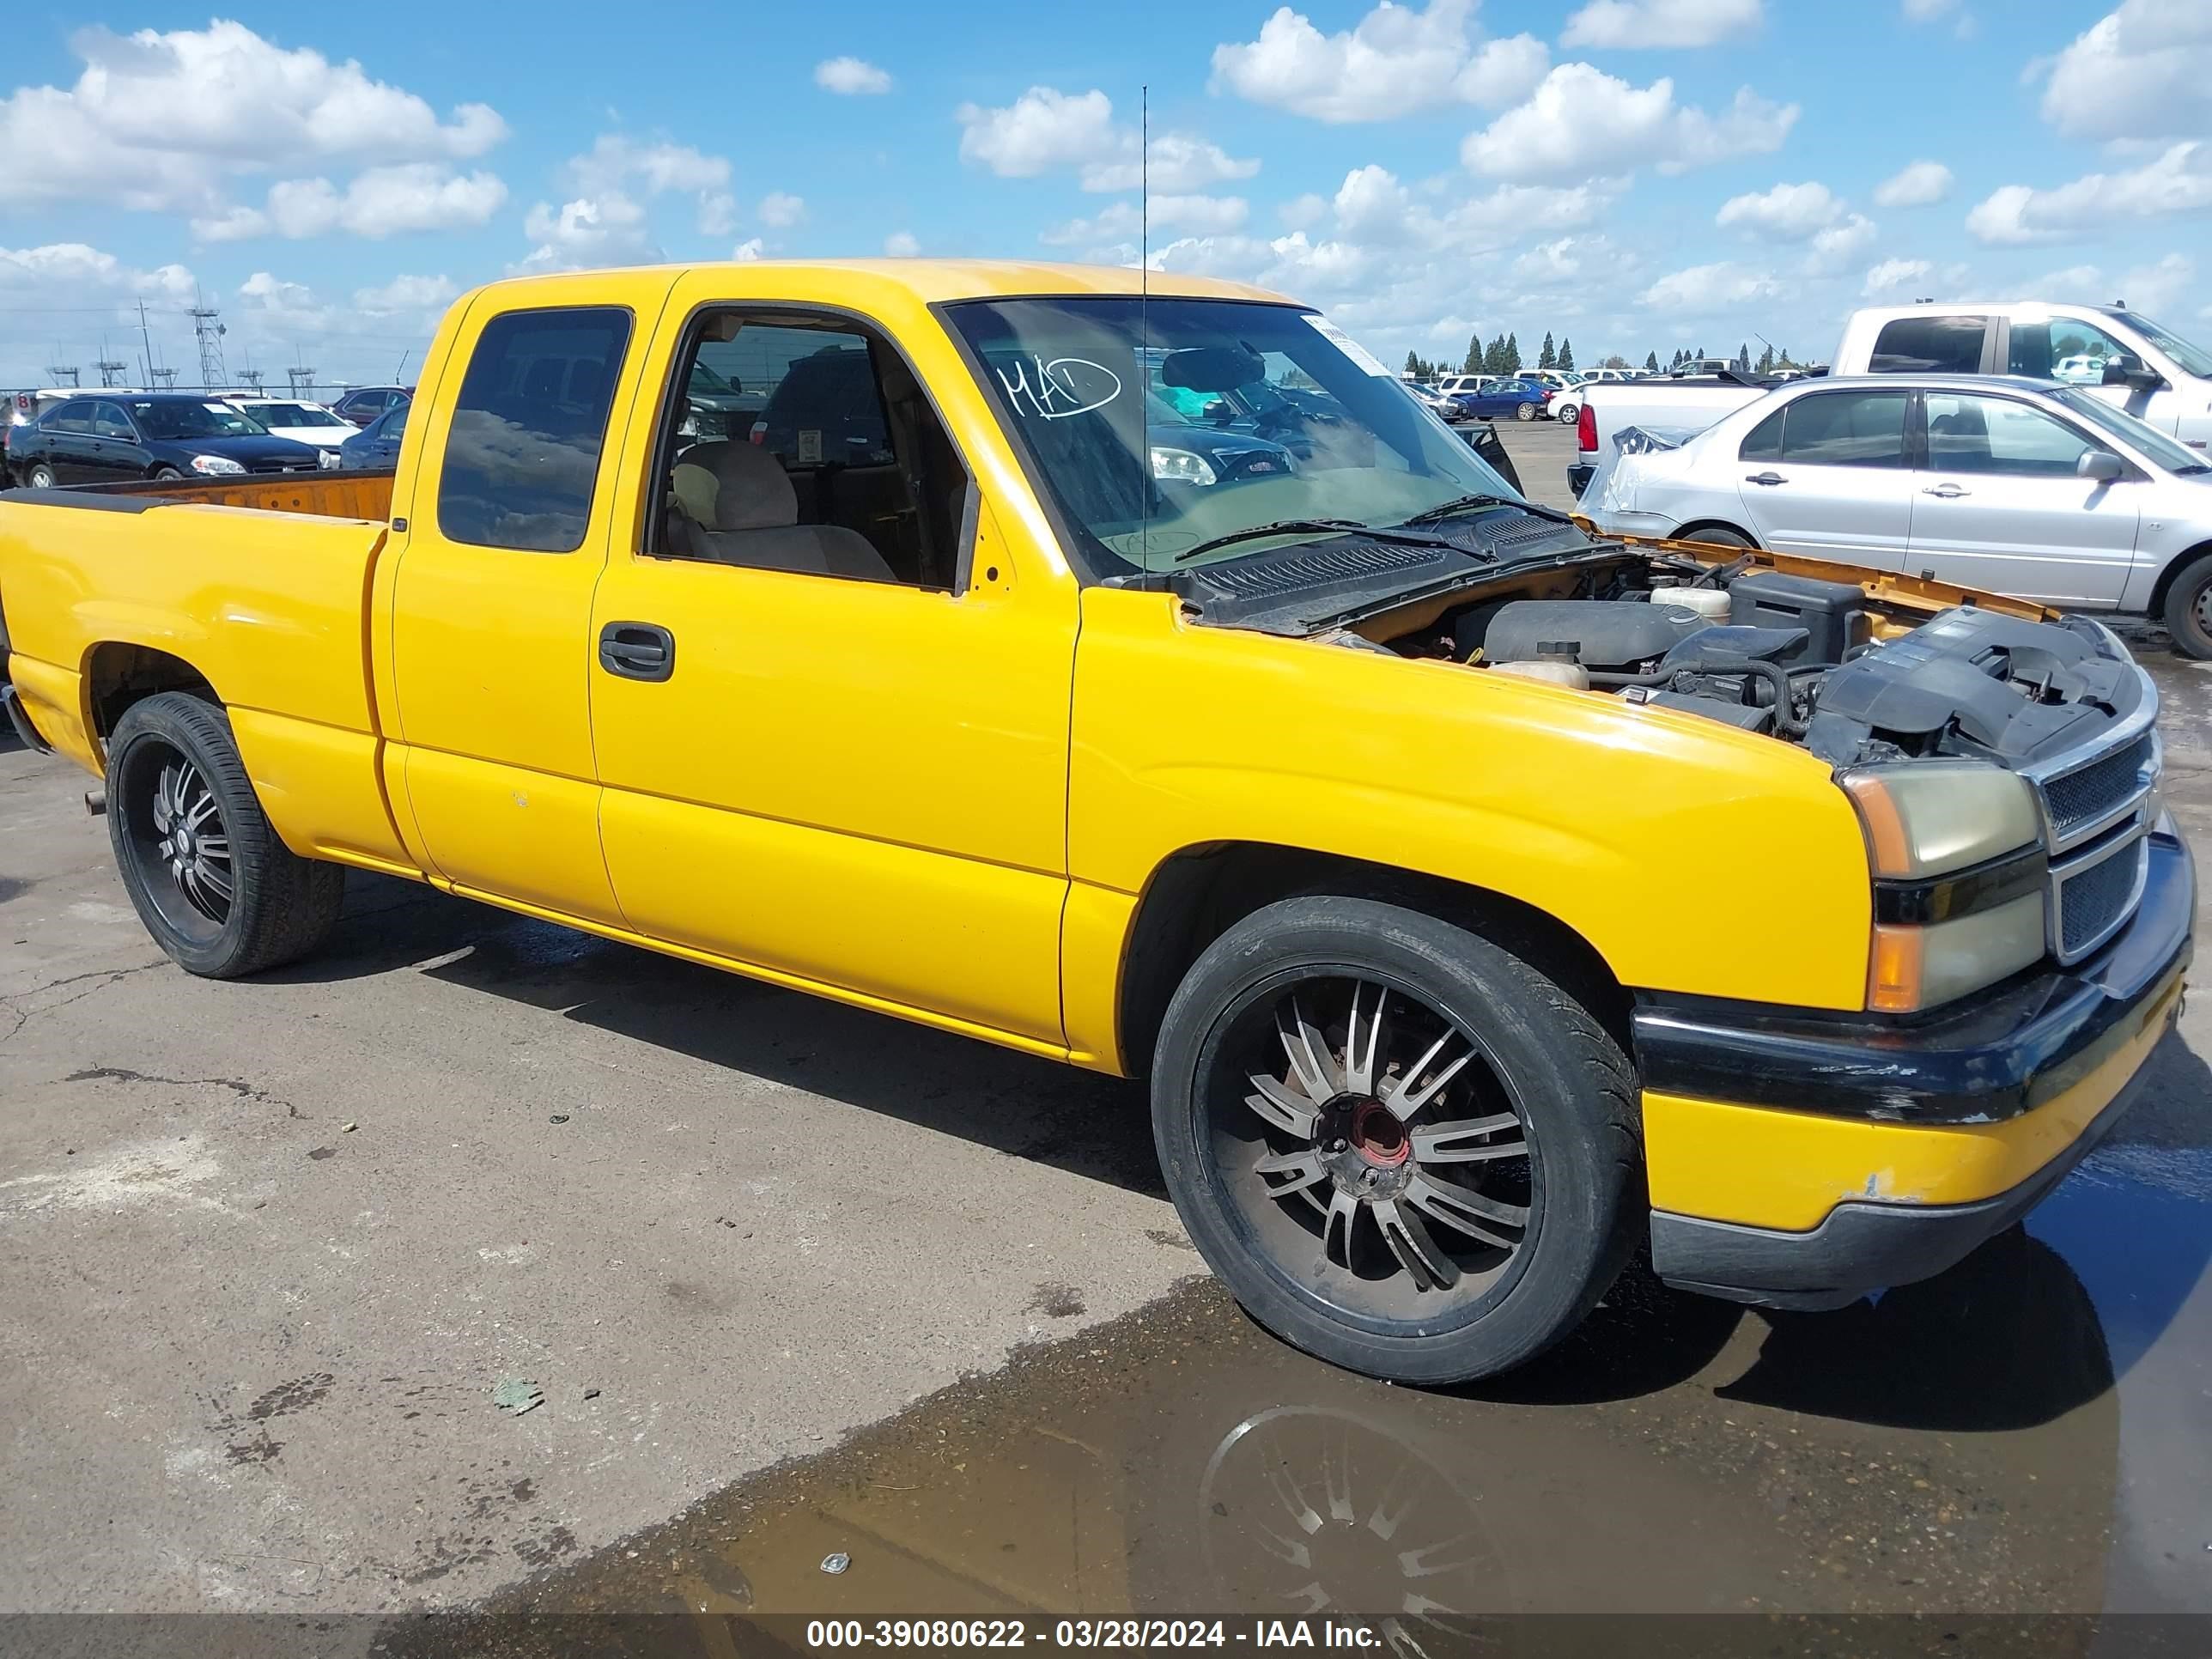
[106,695,273,975]
[1151,897,1634,1385]
[29,465,55,489]
[153,467,185,481]
[2165,554,2212,660]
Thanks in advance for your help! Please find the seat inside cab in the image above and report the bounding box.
[658,313,971,589]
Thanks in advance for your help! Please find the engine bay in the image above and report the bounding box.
[1340,545,2148,769]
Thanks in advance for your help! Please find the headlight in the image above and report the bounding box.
[1842,762,2046,1012]
[1150,447,1218,486]
[190,454,246,476]
[318,448,342,468]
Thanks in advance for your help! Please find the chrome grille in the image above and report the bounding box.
[2040,733,2155,845]
[2056,833,2149,959]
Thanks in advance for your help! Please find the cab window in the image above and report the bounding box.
[437,306,631,553]
[1925,393,2095,477]
[651,309,972,590]
[1777,391,1909,467]
[2006,317,2134,386]
[1869,316,1988,374]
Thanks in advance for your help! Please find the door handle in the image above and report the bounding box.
[1922,483,1971,499]
[1744,471,1786,486]
[598,621,676,683]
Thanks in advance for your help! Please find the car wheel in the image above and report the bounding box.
[1678,525,1754,551]
[2163,550,2212,661]
[106,692,345,978]
[1151,896,1638,1384]
[27,463,56,489]
[1514,401,1538,422]
[152,466,185,481]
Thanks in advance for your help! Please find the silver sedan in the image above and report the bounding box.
[1582,373,2212,658]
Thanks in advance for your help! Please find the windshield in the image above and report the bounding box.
[2051,387,2212,474]
[248,403,348,428]
[130,401,266,438]
[2103,310,2212,380]
[947,297,1522,578]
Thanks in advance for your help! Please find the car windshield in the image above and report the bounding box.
[948,297,1522,578]
[249,403,348,428]
[2104,310,2212,380]
[2051,387,2212,474]
[130,401,266,438]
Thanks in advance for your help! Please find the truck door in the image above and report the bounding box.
[1734,388,1913,568]
[585,286,1075,1046]
[1905,390,2143,608]
[383,298,645,923]
[2005,311,2194,444]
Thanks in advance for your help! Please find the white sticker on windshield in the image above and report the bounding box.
[1304,314,1390,377]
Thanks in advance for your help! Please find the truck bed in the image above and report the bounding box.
[14,468,395,521]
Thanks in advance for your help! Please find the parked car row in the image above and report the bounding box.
[1572,298,2212,659]
[1,385,415,487]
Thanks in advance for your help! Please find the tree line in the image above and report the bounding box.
[1402,334,1808,380]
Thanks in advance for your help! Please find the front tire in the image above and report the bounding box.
[152,466,185,482]
[106,692,344,977]
[2163,551,2212,660]
[1151,896,1638,1384]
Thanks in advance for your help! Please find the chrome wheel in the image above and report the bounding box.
[28,464,55,489]
[1205,971,1534,1327]
[118,738,235,945]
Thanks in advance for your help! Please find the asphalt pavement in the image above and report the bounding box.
[2,416,2208,1633]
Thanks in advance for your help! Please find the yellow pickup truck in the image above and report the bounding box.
[0,262,2191,1382]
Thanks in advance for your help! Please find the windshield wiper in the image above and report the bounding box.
[1400,493,1576,528]
[1171,518,1475,563]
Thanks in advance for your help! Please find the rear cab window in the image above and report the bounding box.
[436,306,632,552]
[1869,316,1990,374]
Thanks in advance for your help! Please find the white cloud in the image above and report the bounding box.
[0,240,195,301]
[195,164,506,240]
[1561,0,1764,49]
[1902,0,1958,18]
[697,192,738,236]
[814,56,892,95]
[353,273,458,313]
[884,231,921,257]
[1872,160,1953,208]
[518,191,652,271]
[2038,0,2212,144]
[1638,260,1782,313]
[567,136,727,198]
[1462,64,1796,182]
[0,21,503,213]
[1209,3,1551,122]
[1863,257,1933,296]
[1457,35,1551,109]
[2008,253,2196,317]
[1807,214,1878,270]
[1716,180,1843,239]
[1966,142,2212,244]
[732,238,764,261]
[955,88,1255,194]
[759,191,806,228]
[1042,195,1251,249]
[513,134,733,270]
[1279,192,1329,231]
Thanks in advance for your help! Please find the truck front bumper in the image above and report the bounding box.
[1634,823,2194,1310]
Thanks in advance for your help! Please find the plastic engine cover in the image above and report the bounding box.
[1480,600,1704,671]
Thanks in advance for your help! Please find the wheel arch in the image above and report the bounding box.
[1670,518,1757,548]
[1114,840,1631,1082]
[82,641,222,747]
[2145,538,2212,619]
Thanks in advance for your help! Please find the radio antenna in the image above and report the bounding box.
[1139,82,1151,575]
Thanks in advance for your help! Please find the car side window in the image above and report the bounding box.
[436,306,631,553]
[1869,316,1988,374]
[1925,393,2096,478]
[1739,408,1784,462]
[1779,392,1909,467]
[49,400,92,434]
[653,309,973,591]
[93,403,135,441]
[2006,318,2134,385]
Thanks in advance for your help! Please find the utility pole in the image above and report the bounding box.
[151,368,179,390]
[94,352,130,388]
[285,365,317,398]
[238,367,264,393]
[137,301,158,386]
[45,362,80,388]
[190,290,228,390]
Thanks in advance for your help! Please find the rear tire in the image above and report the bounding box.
[106,692,344,978]
[1150,896,1639,1384]
[2162,551,2212,661]
[27,463,56,489]
[1514,401,1537,422]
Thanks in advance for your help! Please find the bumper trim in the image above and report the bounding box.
[1633,828,2192,1125]
[1650,1034,2166,1310]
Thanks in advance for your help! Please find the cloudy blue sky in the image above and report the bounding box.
[2,0,2206,387]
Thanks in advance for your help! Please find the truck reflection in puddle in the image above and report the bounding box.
[380,1146,2212,1659]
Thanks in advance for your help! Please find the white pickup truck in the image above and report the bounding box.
[1571,301,2212,499]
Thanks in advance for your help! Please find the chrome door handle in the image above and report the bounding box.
[1744,471,1786,486]
[1922,483,1970,499]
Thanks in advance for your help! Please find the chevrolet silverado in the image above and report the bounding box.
[0,262,2192,1382]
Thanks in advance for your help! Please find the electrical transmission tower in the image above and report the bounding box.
[190,295,228,390]
[286,365,318,398]
[238,368,264,393]
[95,357,130,388]
[151,368,179,390]
[45,363,80,387]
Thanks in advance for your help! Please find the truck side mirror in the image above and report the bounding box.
[2103,354,2163,392]
[2076,449,2124,483]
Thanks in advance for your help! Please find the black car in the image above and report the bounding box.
[338,400,409,469]
[9,395,323,487]
[331,385,412,428]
